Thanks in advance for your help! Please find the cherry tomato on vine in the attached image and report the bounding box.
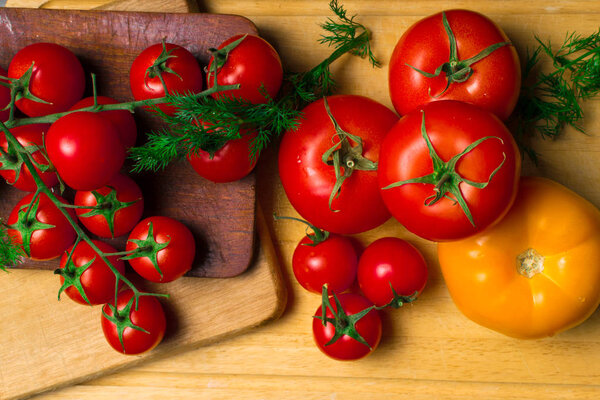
[8,42,85,117]
[124,216,196,283]
[101,289,166,355]
[74,173,144,238]
[7,192,77,261]
[312,292,382,361]
[70,96,138,149]
[207,34,283,104]
[187,128,258,183]
[388,9,520,120]
[130,42,203,115]
[0,66,10,121]
[378,100,521,242]
[56,240,125,306]
[279,95,397,234]
[0,123,58,191]
[357,237,428,307]
[45,111,126,191]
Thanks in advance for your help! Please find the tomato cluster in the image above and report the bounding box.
[0,33,283,355]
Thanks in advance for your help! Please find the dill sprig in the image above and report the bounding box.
[0,218,24,271]
[130,0,380,173]
[513,28,600,161]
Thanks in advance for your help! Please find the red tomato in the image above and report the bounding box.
[187,129,258,183]
[8,42,85,117]
[70,96,138,148]
[125,216,196,283]
[45,111,126,191]
[7,192,77,260]
[207,34,283,104]
[0,123,58,191]
[388,9,520,120]
[378,100,521,242]
[101,289,166,355]
[312,293,382,361]
[292,233,358,294]
[0,66,10,121]
[74,173,144,238]
[279,95,397,234]
[130,42,203,115]
[357,237,428,307]
[57,240,126,306]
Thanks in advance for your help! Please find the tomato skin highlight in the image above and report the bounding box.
[58,240,126,306]
[8,42,85,117]
[438,177,600,339]
[378,100,521,242]
[357,237,428,307]
[207,34,283,104]
[312,293,382,361]
[388,9,520,120]
[279,95,397,234]
[101,289,166,355]
[0,123,58,191]
[45,111,126,191]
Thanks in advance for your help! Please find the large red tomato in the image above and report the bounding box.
[45,111,126,191]
[0,123,58,191]
[8,42,85,117]
[278,95,398,234]
[378,100,521,242]
[129,42,203,115]
[7,192,77,260]
[207,34,283,104]
[388,9,520,120]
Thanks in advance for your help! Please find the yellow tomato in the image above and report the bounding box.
[438,176,600,338]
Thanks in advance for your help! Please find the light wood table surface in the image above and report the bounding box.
[4,0,600,399]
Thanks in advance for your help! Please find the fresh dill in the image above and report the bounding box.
[0,219,23,271]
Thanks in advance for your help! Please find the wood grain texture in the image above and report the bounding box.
[5,1,600,400]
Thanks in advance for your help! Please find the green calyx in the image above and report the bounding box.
[6,63,53,111]
[78,188,141,238]
[0,134,50,186]
[378,286,419,310]
[102,296,149,353]
[121,222,170,278]
[145,40,183,93]
[208,34,247,72]
[54,244,94,305]
[7,194,55,257]
[321,97,377,212]
[382,110,506,227]
[273,213,330,246]
[406,11,511,97]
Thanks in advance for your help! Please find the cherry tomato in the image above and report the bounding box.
[312,293,382,361]
[0,66,10,122]
[292,233,358,294]
[70,96,138,149]
[7,192,77,261]
[130,42,203,115]
[45,111,126,191]
[207,34,283,104]
[125,216,196,283]
[0,123,58,191]
[279,95,397,234]
[8,42,85,117]
[101,289,166,355]
[389,9,520,120]
[74,173,144,238]
[357,237,428,307]
[57,240,125,306]
[187,129,258,183]
[378,100,521,242]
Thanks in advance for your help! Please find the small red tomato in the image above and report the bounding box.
[45,111,126,191]
[130,42,203,115]
[357,237,428,307]
[0,123,58,191]
[125,216,196,283]
[8,42,85,117]
[187,129,258,183]
[7,192,77,261]
[74,173,144,238]
[57,240,126,306]
[207,34,283,104]
[312,293,382,361]
[101,289,166,355]
[70,96,138,149]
